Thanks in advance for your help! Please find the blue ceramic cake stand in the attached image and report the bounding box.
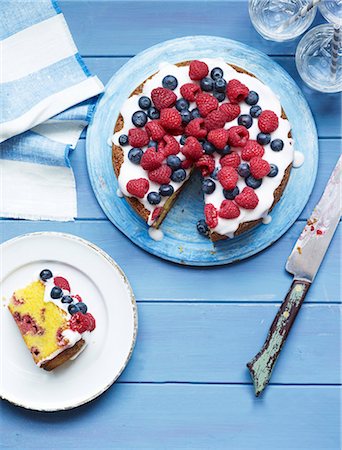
[86,36,318,266]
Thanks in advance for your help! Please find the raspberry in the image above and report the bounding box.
[140,147,164,171]
[128,128,149,148]
[204,203,218,228]
[207,128,229,150]
[151,87,177,110]
[181,158,193,169]
[217,166,239,190]
[152,207,163,222]
[258,110,279,133]
[185,118,207,139]
[219,200,240,219]
[167,126,185,136]
[163,135,180,156]
[195,155,215,177]
[249,156,271,179]
[219,103,241,122]
[148,165,172,184]
[85,313,96,332]
[70,312,96,333]
[189,60,209,80]
[180,83,201,102]
[227,126,249,147]
[241,140,264,161]
[53,277,70,292]
[235,187,259,209]
[226,79,249,104]
[145,121,165,141]
[160,108,182,130]
[220,152,241,169]
[204,109,226,131]
[181,136,203,161]
[126,178,149,198]
[196,93,219,117]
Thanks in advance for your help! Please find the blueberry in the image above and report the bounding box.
[128,147,143,164]
[271,139,284,152]
[190,108,201,120]
[138,96,151,110]
[171,168,186,182]
[162,75,178,90]
[246,175,262,189]
[159,184,174,196]
[200,77,214,92]
[149,140,158,149]
[78,302,88,314]
[68,304,80,315]
[51,287,63,299]
[210,67,224,80]
[176,98,190,111]
[238,114,253,129]
[40,269,53,282]
[196,219,209,236]
[213,91,226,102]
[147,192,161,205]
[223,186,240,200]
[257,132,271,145]
[214,78,227,93]
[180,135,187,145]
[268,164,279,177]
[132,111,147,127]
[147,107,160,120]
[217,145,231,156]
[211,167,220,180]
[61,295,73,304]
[167,155,181,170]
[202,179,216,194]
[202,140,216,155]
[245,91,259,106]
[118,134,128,146]
[181,109,192,124]
[250,105,262,118]
[237,162,250,178]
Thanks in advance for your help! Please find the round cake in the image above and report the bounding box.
[111,58,294,240]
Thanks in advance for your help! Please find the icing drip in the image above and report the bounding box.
[293,151,305,168]
[148,227,164,241]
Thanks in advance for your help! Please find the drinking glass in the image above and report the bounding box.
[318,0,342,26]
[296,24,342,92]
[249,0,317,42]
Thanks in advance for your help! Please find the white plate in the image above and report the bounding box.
[0,232,137,411]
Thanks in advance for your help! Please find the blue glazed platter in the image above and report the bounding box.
[86,36,318,266]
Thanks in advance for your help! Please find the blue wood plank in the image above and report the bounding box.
[83,56,341,138]
[59,1,325,57]
[1,221,340,302]
[118,303,340,384]
[1,385,340,449]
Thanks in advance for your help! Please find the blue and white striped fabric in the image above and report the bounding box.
[0,0,104,220]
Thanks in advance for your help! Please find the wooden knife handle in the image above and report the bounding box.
[247,279,311,397]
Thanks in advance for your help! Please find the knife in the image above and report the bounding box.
[247,156,341,397]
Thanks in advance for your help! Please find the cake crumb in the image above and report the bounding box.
[297,246,302,255]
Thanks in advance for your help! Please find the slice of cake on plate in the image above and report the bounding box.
[8,269,96,371]
[111,58,295,240]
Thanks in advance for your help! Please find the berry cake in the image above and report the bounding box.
[111,59,294,240]
[8,269,96,371]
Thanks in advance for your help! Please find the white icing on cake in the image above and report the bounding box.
[112,58,296,236]
[37,273,93,366]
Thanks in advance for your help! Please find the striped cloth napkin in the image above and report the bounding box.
[0,0,104,221]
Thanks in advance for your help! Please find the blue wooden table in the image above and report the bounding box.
[1,1,341,448]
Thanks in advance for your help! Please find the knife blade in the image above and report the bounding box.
[247,156,341,397]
